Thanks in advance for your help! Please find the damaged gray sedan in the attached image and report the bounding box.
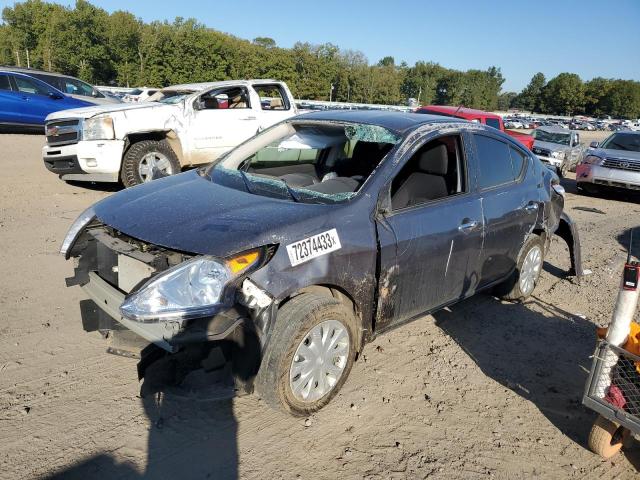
[61,110,582,415]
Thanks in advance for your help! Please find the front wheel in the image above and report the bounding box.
[557,160,568,178]
[121,139,181,187]
[494,235,544,301]
[255,293,357,416]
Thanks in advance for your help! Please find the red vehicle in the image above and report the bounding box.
[416,105,535,151]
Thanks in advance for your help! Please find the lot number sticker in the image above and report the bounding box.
[286,229,341,267]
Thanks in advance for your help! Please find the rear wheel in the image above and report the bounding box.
[121,139,180,187]
[588,415,624,459]
[494,235,544,301]
[255,293,357,416]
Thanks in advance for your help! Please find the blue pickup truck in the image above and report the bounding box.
[0,70,92,132]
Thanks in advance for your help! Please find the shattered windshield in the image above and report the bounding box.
[600,133,640,152]
[206,121,400,204]
[147,90,194,104]
[533,129,571,146]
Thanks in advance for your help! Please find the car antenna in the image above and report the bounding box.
[455,104,464,114]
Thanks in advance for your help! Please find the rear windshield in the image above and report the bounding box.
[533,129,571,145]
[206,122,400,204]
[600,133,640,152]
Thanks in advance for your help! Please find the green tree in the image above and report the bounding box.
[541,73,585,115]
[513,72,546,112]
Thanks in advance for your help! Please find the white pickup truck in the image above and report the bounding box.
[42,80,297,186]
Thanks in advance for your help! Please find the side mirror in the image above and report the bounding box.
[48,92,63,100]
[590,141,599,148]
[193,99,205,111]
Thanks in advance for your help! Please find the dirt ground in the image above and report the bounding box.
[1,131,640,480]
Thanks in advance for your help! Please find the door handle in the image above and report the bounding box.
[240,116,257,121]
[458,219,479,232]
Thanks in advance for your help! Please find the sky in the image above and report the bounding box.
[2,0,639,92]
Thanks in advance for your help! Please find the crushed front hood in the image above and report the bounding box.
[46,101,169,121]
[93,170,333,258]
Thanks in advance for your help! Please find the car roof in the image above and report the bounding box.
[165,79,283,92]
[0,66,86,81]
[295,109,468,134]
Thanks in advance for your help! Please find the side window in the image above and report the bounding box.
[0,74,11,91]
[198,86,250,110]
[14,76,51,96]
[254,84,289,111]
[509,146,527,179]
[485,118,501,130]
[474,135,514,190]
[391,134,466,210]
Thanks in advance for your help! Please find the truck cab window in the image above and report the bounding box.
[391,135,466,210]
[485,118,501,130]
[254,84,289,110]
[199,87,249,110]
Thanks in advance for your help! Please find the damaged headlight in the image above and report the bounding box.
[120,250,262,322]
[83,116,115,141]
[582,154,604,166]
[60,205,96,258]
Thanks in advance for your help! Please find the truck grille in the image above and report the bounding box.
[45,119,80,146]
[533,147,551,157]
[602,157,640,172]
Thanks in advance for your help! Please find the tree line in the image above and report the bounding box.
[1,0,639,119]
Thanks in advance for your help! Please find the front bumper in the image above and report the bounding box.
[42,139,125,182]
[537,155,563,168]
[576,164,640,191]
[81,271,245,352]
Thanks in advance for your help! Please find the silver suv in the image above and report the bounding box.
[532,126,585,177]
[576,131,640,193]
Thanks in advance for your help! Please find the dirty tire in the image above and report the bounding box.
[255,293,357,416]
[121,139,180,187]
[588,415,624,459]
[494,234,544,301]
[558,161,568,178]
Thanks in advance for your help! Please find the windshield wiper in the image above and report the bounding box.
[237,169,255,195]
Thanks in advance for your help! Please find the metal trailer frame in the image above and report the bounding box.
[583,340,640,436]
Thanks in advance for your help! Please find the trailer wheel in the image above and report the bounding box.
[255,293,356,416]
[121,139,180,187]
[588,415,624,459]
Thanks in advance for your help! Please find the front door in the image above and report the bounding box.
[188,86,260,164]
[375,132,483,332]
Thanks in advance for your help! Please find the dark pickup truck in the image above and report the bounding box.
[61,110,581,415]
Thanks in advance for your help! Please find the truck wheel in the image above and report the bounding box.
[494,234,544,301]
[255,293,357,416]
[558,161,568,178]
[588,415,624,459]
[121,139,180,187]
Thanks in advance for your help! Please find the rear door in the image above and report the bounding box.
[252,83,295,128]
[472,133,540,288]
[375,131,484,331]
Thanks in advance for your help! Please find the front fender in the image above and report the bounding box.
[555,211,583,277]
